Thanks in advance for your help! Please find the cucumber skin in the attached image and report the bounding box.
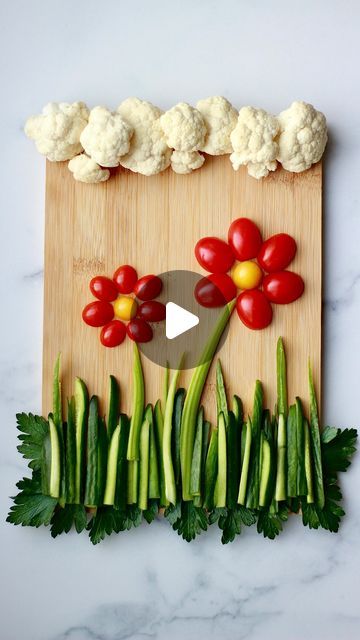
[259,437,271,508]
[287,405,298,497]
[97,416,108,505]
[308,365,325,509]
[153,401,169,508]
[216,413,227,508]
[304,418,314,503]
[246,381,263,509]
[65,397,77,504]
[163,372,183,505]
[84,396,100,507]
[172,389,186,487]
[148,407,160,500]
[203,429,219,511]
[74,377,89,504]
[193,419,210,507]
[127,344,145,461]
[226,411,241,509]
[53,355,65,506]
[190,407,204,496]
[296,397,307,496]
[115,415,130,509]
[107,375,120,441]
[41,427,51,496]
[139,418,150,511]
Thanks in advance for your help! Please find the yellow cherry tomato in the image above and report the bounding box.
[113,296,138,321]
[231,261,263,290]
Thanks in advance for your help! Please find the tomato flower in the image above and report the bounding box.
[82,267,165,347]
[195,218,304,330]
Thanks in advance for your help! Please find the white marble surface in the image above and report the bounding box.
[1,1,360,639]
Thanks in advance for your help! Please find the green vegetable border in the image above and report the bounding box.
[7,303,357,544]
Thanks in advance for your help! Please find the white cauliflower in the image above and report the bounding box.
[80,106,133,167]
[170,150,205,174]
[24,101,89,161]
[160,102,206,152]
[230,106,279,179]
[117,98,171,175]
[277,101,327,172]
[196,96,238,155]
[68,154,110,183]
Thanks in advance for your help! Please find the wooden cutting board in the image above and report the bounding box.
[43,157,322,423]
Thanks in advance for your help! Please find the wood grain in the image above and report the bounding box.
[43,157,322,423]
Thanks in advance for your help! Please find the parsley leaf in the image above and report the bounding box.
[50,504,87,538]
[171,501,208,542]
[257,503,288,540]
[302,477,345,533]
[209,505,256,544]
[143,499,159,524]
[321,427,357,475]
[164,500,182,526]
[87,505,142,545]
[16,413,49,471]
[7,471,57,527]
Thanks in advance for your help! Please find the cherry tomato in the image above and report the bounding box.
[113,265,138,294]
[236,290,273,330]
[113,296,138,320]
[195,237,235,273]
[82,301,114,327]
[228,218,262,261]
[127,318,153,343]
[90,276,118,302]
[231,261,263,290]
[100,320,126,347]
[137,300,166,322]
[134,275,162,301]
[195,273,237,308]
[257,234,297,272]
[263,271,304,304]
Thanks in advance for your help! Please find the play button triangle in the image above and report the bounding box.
[166,302,199,340]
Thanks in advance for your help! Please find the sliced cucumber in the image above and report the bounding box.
[65,397,76,504]
[107,375,120,441]
[216,412,227,508]
[115,414,130,510]
[190,407,204,496]
[275,413,287,501]
[287,404,298,497]
[154,401,169,507]
[84,396,100,508]
[127,344,145,461]
[238,419,251,505]
[226,410,241,509]
[203,428,219,511]
[103,424,120,506]
[304,418,314,503]
[138,417,150,511]
[48,415,61,499]
[296,397,307,496]
[147,405,160,499]
[74,377,89,504]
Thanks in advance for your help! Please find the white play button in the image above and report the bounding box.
[166,302,199,340]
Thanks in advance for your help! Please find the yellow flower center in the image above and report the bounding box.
[113,296,138,321]
[231,261,263,290]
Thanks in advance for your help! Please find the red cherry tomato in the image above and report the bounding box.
[90,276,118,302]
[127,318,153,343]
[195,237,235,273]
[236,290,273,330]
[100,320,126,347]
[228,218,262,261]
[134,275,162,301]
[263,271,304,304]
[137,300,166,322]
[195,273,237,308]
[82,301,114,327]
[113,265,138,294]
[257,234,297,272]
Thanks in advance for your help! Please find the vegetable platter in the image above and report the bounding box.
[43,156,322,425]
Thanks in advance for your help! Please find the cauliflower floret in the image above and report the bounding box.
[170,150,205,174]
[24,102,89,161]
[160,102,206,152]
[117,98,171,176]
[68,154,110,183]
[230,106,279,179]
[196,96,238,155]
[277,101,327,172]
[80,106,133,167]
